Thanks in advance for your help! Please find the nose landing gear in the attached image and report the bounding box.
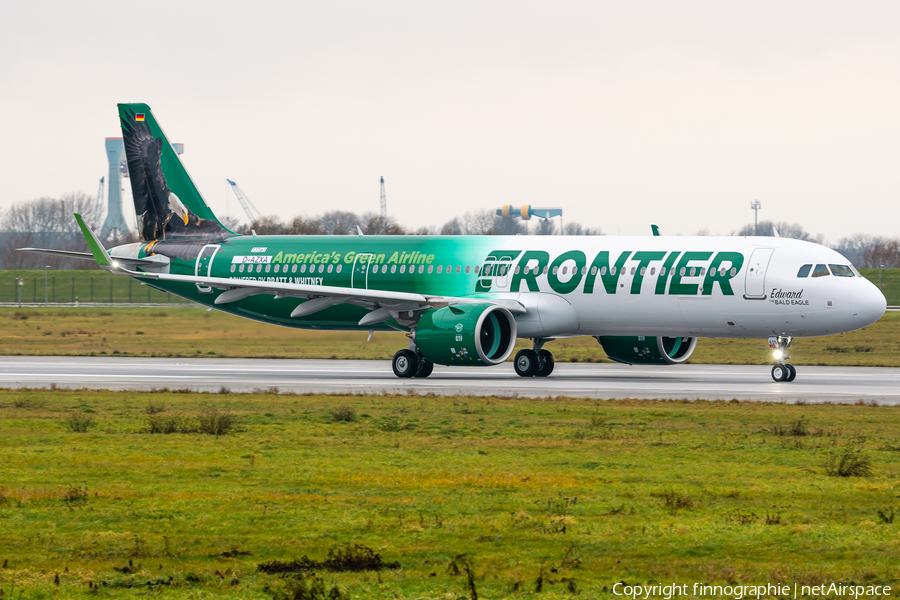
[768,336,796,382]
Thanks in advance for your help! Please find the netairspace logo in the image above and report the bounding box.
[612,582,892,600]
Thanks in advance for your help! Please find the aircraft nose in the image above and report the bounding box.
[852,280,887,327]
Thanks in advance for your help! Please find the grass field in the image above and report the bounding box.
[0,270,191,304]
[1,306,899,367]
[1,389,898,599]
[2,268,899,306]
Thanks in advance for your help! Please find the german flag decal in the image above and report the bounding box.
[135,113,145,122]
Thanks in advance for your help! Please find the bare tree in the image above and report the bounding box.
[534,218,556,235]
[2,192,102,234]
[318,211,360,235]
[440,217,463,235]
[409,225,435,235]
[0,192,106,269]
[493,214,525,235]
[460,210,502,235]
[737,220,822,242]
[359,212,406,235]
[220,215,242,232]
[249,215,286,235]
[286,215,326,235]
[858,238,900,268]
[564,221,603,236]
[833,234,882,266]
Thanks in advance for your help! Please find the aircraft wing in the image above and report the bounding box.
[128,270,524,325]
[73,213,523,327]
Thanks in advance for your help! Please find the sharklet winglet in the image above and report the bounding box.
[74,213,113,268]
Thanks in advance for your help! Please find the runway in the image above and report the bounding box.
[1,356,899,403]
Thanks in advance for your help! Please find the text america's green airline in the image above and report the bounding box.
[25,104,887,382]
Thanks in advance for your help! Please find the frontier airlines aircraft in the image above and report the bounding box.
[24,104,887,382]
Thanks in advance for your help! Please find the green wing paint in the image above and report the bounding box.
[74,213,112,267]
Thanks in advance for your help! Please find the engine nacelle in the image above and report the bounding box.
[416,304,517,366]
[596,336,697,365]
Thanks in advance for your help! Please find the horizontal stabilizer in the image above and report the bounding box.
[17,247,170,270]
[16,248,96,261]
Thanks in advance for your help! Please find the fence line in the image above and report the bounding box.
[2,272,191,305]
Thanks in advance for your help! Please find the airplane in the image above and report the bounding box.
[22,103,887,382]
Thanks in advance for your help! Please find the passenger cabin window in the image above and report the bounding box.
[812,264,830,278]
[829,264,854,277]
[797,264,812,278]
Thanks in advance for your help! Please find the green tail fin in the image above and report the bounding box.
[118,103,234,242]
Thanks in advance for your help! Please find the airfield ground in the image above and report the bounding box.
[1,307,898,367]
[1,388,899,598]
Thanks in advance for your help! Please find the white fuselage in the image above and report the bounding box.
[476,236,886,339]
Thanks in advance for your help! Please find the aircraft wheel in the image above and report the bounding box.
[514,349,539,377]
[535,349,555,377]
[392,349,418,378]
[785,364,797,382]
[771,364,788,382]
[415,359,434,378]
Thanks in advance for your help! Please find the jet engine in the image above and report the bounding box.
[596,336,697,365]
[415,304,517,366]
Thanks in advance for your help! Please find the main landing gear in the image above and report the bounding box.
[392,347,434,378]
[768,336,797,382]
[514,338,555,378]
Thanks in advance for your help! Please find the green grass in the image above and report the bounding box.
[2,306,900,366]
[860,269,900,306]
[1,389,899,598]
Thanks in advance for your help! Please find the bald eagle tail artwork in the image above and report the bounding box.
[119,103,233,243]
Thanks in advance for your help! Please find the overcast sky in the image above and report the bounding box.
[1,1,898,241]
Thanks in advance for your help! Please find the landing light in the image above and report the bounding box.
[773,350,784,360]
[112,261,119,268]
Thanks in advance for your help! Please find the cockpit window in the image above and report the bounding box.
[811,264,830,278]
[829,264,854,277]
[797,264,812,278]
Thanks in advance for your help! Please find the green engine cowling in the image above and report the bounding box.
[415,304,517,366]
[596,336,697,365]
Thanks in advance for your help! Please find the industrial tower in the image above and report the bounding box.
[100,138,185,240]
[100,138,131,240]
[380,176,387,218]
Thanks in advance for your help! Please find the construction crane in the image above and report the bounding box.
[226,179,262,224]
[96,176,105,216]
